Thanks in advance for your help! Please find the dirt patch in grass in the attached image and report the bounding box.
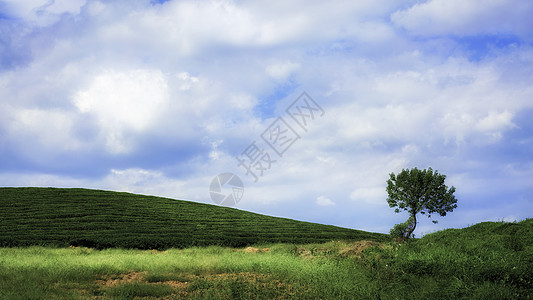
[152,280,188,289]
[296,248,313,259]
[95,271,147,287]
[94,271,188,298]
[242,246,271,253]
[340,240,383,258]
[92,270,295,299]
[188,272,300,299]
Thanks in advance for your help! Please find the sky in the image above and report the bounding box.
[0,0,532,235]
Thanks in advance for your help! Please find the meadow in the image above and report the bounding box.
[0,188,531,299]
[1,219,531,299]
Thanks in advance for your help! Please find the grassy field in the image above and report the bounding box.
[1,187,531,298]
[0,187,387,249]
[0,219,531,299]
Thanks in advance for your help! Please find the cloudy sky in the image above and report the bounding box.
[1,0,532,235]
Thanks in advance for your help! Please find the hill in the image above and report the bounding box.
[420,218,533,252]
[0,187,387,249]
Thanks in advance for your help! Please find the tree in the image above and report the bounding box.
[386,167,457,241]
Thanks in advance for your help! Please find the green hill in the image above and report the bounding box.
[420,218,533,252]
[0,187,387,249]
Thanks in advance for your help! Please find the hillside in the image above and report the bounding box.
[0,187,387,249]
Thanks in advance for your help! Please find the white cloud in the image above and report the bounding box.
[73,69,169,153]
[176,72,199,91]
[441,110,516,144]
[350,187,388,206]
[316,196,335,206]
[392,0,533,38]
[8,108,78,151]
[64,0,408,61]
[265,61,300,80]
[476,110,514,133]
[1,0,86,26]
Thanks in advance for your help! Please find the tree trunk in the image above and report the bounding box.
[405,214,417,239]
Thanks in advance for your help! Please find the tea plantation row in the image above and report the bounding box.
[0,187,387,249]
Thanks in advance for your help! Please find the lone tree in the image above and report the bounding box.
[386,167,457,241]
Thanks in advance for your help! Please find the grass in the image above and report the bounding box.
[0,219,531,299]
[0,187,387,249]
[0,187,531,298]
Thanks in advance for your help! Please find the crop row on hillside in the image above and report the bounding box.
[0,187,387,249]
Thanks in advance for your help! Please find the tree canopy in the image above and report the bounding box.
[386,167,457,240]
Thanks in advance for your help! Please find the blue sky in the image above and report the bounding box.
[0,0,532,235]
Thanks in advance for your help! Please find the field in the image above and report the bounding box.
[1,218,532,299]
[0,187,386,249]
[0,188,531,299]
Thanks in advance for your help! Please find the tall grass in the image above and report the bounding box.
[0,245,377,299]
[1,219,531,299]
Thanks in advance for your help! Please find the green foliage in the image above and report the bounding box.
[389,216,415,240]
[0,219,531,299]
[0,187,387,249]
[386,167,457,239]
[104,282,175,298]
[393,219,533,293]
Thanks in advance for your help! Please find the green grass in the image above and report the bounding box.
[361,218,533,299]
[0,219,531,299]
[1,187,531,298]
[103,282,176,298]
[0,187,387,249]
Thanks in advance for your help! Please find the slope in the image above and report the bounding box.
[0,187,387,249]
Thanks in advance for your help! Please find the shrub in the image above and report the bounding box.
[390,216,415,242]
